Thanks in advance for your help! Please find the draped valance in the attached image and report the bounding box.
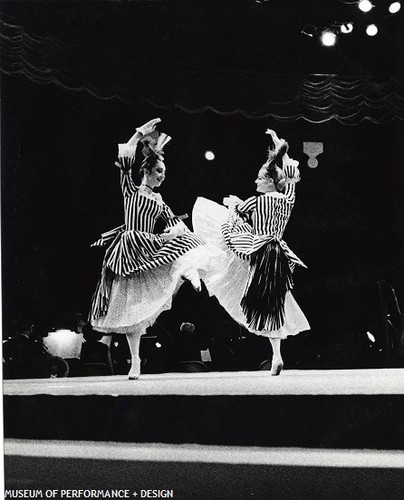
[1,17,403,124]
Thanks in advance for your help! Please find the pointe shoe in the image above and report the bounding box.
[270,358,284,376]
[128,358,141,380]
[182,268,202,292]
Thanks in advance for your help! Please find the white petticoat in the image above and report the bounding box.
[92,243,225,334]
[192,197,310,339]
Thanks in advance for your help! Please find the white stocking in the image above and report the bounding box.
[126,328,144,379]
[269,338,284,376]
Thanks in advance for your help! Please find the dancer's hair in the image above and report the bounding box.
[139,152,163,178]
[263,141,288,192]
[139,129,170,178]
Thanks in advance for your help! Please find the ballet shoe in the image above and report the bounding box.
[270,358,284,376]
[128,358,141,380]
[182,268,202,292]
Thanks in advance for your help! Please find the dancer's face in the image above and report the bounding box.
[147,161,166,188]
[255,167,274,193]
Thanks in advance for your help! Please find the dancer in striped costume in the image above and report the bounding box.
[193,129,310,375]
[90,119,218,379]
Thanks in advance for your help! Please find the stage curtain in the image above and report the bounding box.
[1,16,403,124]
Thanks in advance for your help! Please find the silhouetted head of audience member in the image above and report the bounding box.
[3,319,69,379]
[17,321,34,338]
[179,322,196,337]
[82,322,104,343]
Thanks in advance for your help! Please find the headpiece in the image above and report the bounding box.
[140,129,171,161]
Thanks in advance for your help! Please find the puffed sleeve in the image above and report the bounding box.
[116,143,138,197]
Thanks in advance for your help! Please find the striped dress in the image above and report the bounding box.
[89,150,210,334]
[192,164,310,338]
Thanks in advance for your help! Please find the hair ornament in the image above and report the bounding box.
[140,129,171,160]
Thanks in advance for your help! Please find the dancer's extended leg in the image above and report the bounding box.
[126,328,143,380]
[269,338,284,376]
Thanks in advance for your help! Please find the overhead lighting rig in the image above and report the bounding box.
[301,0,401,46]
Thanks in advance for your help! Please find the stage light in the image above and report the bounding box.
[301,24,317,38]
[366,331,376,343]
[43,329,83,358]
[204,151,215,160]
[389,1,401,13]
[155,342,162,348]
[114,341,119,347]
[358,0,373,12]
[320,30,337,46]
[366,23,378,35]
[340,22,354,34]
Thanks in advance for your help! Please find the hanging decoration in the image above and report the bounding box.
[303,142,324,168]
[1,16,403,124]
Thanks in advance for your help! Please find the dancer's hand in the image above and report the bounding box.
[136,118,161,136]
[126,118,161,145]
[162,223,187,241]
[265,129,281,140]
[223,195,242,208]
[266,128,285,144]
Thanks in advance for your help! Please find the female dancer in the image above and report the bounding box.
[89,118,215,379]
[193,129,310,375]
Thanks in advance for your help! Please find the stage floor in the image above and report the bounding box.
[4,368,404,396]
[5,439,404,468]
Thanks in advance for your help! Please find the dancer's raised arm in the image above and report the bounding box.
[116,118,162,196]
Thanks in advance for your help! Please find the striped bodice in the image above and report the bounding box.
[238,186,295,240]
[251,193,292,239]
[120,168,177,232]
[124,190,165,232]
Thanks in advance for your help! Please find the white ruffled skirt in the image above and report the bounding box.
[192,197,310,339]
[92,242,225,334]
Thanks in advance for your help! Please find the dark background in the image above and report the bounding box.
[1,0,403,367]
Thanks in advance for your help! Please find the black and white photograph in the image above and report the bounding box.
[2,0,404,498]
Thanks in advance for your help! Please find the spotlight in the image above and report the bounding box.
[389,1,401,13]
[155,342,162,348]
[301,24,318,38]
[366,23,378,35]
[43,329,83,358]
[340,22,354,34]
[320,29,337,46]
[358,0,373,12]
[204,151,215,161]
[366,331,376,343]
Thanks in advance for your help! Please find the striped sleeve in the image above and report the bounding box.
[116,143,137,197]
[283,182,296,203]
[236,196,256,214]
[283,164,300,203]
[160,202,183,230]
